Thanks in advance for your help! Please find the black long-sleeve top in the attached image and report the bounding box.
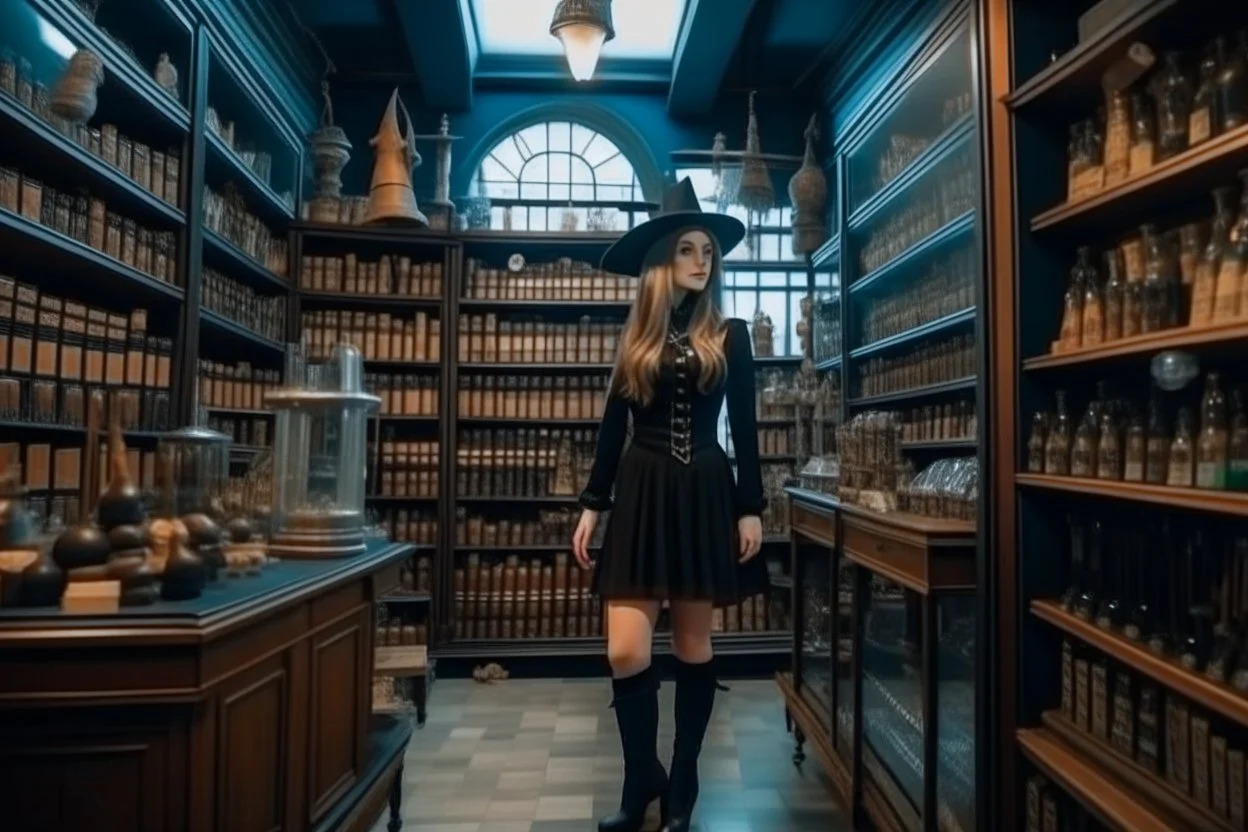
[579,306,766,518]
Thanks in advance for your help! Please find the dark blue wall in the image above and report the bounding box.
[328,84,814,204]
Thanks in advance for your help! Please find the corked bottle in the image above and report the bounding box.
[51,391,110,573]
[1191,187,1235,327]
[96,405,145,532]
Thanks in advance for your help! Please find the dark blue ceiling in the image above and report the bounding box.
[293,0,869,112]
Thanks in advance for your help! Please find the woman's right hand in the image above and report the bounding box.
[572,509,599,570]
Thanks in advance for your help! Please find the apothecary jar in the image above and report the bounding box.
[159,426,231,517]
[265,344,379,559]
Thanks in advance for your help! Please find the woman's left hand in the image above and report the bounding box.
[738,515,763,562]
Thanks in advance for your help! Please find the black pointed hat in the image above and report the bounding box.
[600,177,746,277]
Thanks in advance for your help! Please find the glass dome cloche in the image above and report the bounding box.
[264,344,380,559]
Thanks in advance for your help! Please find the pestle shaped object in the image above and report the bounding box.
[96,405,144,532]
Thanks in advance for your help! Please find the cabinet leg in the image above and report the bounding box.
[793,726,806,766]
[387,761,404,832]
[415,677,428,728]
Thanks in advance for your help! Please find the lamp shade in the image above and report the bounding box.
[550,0,614,82]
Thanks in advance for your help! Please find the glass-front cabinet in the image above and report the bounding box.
[778,1,985,830]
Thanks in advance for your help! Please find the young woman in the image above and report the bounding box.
[571,177,770,832]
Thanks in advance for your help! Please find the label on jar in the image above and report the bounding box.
[1197,460,1227,490]
[1061,641,1074,718]
[1091,661,1109,739]
[1129,141,1154,176]
[1213,260,1242,321]
[1111,670,1134,755]
[1193,715,1211,807]
[1190,108,1213,145]
[1070,165,1106,202]
[1213,735,1229,818]
[1075,658,1090,730]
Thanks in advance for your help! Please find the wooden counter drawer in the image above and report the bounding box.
[791,502,837,546]
[842,514,974,594]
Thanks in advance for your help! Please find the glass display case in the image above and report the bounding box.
[861,574,925,820]
[845,26,973,218]
[797,539,833,719]
[834,552,856,761]
[936,593,976,832]
[204,36,299,220]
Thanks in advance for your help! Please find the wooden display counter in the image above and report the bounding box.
[778,487,979,832]
[0,540,415,832]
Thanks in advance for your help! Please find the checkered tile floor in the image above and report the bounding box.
[371,678,852,832]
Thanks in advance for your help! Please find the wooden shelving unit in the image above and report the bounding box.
[991,0,1248,827]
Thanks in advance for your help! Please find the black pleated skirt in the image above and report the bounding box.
[592,442,770,607]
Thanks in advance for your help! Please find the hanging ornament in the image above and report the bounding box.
[734,91,775,214]
[788,114,828,256]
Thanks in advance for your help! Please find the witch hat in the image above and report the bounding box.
[600,177,745,277]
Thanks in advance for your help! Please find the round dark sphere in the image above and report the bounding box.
[107,524,148,553]
[181,513,224,546]
[51,523,111,570]
[225,517,253,544]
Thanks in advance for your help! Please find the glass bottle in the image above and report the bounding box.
[1151,52,1193,160]
[1145,391,1169,484]
[1071,403,1100,478]
[1190,41,1224,146]
[1167,407,1195,488]
[1140,224,1178,332]
[1129,92,1155,176]
[1123,414,1147,482]
[1227,388,1248,491]
[1081,248,1105,347]
[1104,248,1126,341]
[1192,186,1236,327]
[1096,410,1122,480]
[1068,121,1098,201]
[1059,249,1088,350]
[1179,223,1204,321]
[1027,411,1048,474]
[1218,30,1248,132]
[1233,170,1248,318]
[1045,391,1072,475]
[1103,89,1131,185]
[1197,372,1230,490]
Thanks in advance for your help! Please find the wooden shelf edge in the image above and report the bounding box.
[1041,711,1233,832]
[1017,727,1185,832]
[1016,474,1248,518]
[849,211,975,296]
[847,114,975,232]
[849,307,976,360]
[847,376,978,408]
[839,502,976,540]
[1032,124,1248,231]
[1023,320,1248,370]
[1005,0,1178,110]
[1030,599,1248,728]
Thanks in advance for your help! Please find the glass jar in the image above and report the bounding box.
[1151,52,1193,160]
[265,345,380,558]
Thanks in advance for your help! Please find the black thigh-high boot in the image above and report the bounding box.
[665,657,725,832]
[600,664,669,832]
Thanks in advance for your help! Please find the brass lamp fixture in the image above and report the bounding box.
[550,0,615,82]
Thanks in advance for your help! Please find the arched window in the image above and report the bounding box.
[472,121,647,232]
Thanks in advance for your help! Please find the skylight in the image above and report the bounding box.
[472,0,687,60]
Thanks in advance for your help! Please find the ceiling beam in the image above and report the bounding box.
[393,0,478,111]
[667,0,757,116]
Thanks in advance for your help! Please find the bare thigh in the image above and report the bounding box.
[669,600,714,664]
[606,599,661,678]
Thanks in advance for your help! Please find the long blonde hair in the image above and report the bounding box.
[613,229,727,405]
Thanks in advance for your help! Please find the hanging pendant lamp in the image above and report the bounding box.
[550,0,615,82]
